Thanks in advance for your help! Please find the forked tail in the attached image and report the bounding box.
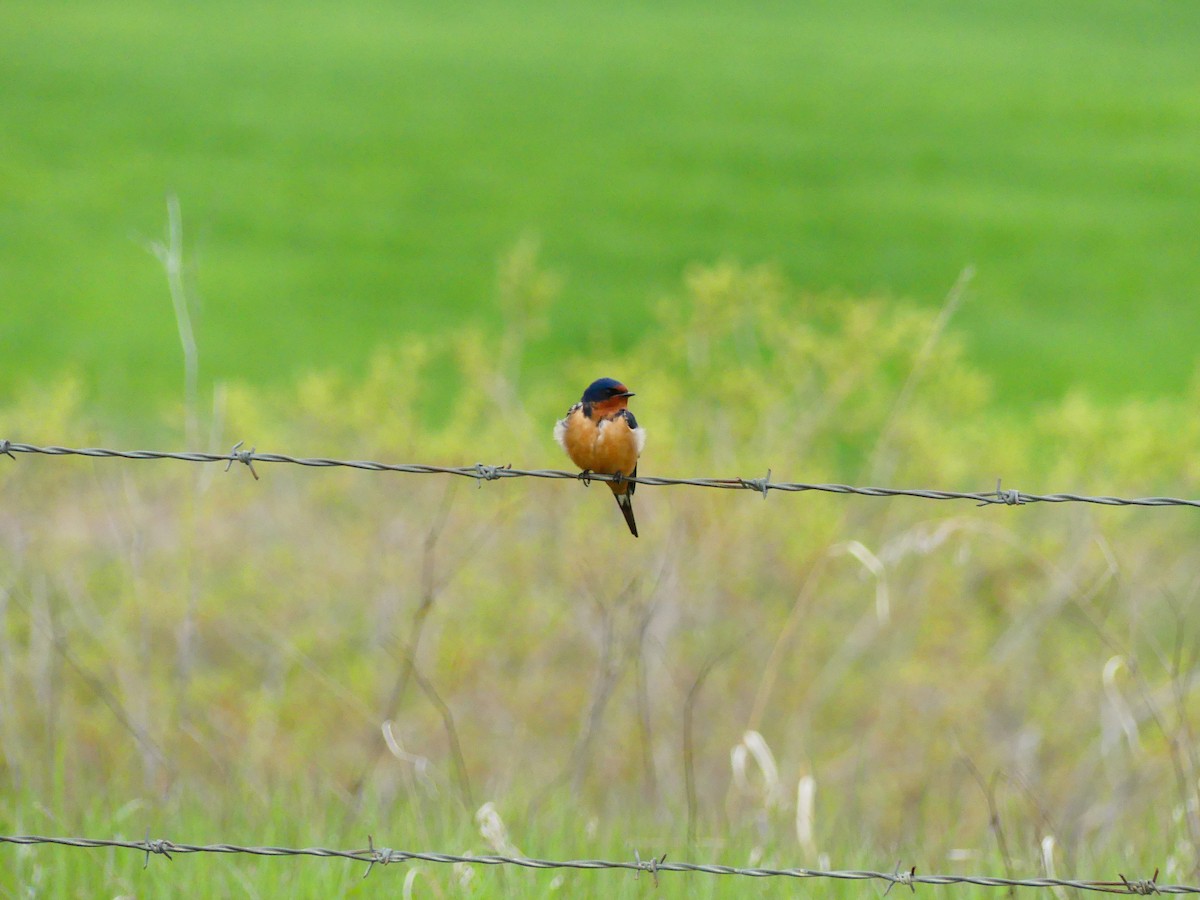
[612,490,638,538]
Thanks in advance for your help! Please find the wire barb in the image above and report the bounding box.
[142,832,174,869]
[980,477,1025,507]
[224,441,259,480]
[884,861,917,895]
[740,469,773,499]
[634,850,667,888]
[1119,869,1161,894]
[0,439,13,461]
[471,462,509,487]
[360,835,399,879]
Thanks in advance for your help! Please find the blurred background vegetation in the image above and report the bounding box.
[3,0,1199,417]
[3,1,1200,896]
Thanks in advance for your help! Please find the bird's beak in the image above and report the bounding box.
[617,391,635,398]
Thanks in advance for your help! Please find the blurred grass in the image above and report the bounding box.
[3,263,1200,895]
[2,0,1199,419]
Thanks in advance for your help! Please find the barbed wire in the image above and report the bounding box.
[0,834,1183,893]
[2,439,1198,510]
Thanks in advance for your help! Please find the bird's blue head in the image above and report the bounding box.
[581,377,634,404]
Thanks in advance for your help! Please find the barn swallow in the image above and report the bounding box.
[554,377,645,537]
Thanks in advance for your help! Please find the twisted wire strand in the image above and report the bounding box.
[0,835,1183,893]
[2,440,1198,509]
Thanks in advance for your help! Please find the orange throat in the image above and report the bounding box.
[588,397,629,418]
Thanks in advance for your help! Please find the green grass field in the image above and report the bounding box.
[3,0,1199,418]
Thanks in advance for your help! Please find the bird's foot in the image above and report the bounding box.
[577,469,593,487]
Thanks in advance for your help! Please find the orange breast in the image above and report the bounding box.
[562,408,639,477]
